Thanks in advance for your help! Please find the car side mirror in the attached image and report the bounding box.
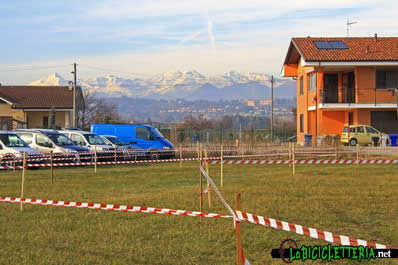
[0,145,3,150]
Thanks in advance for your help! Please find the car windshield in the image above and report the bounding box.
[148,127,164,139]
[0,134,29,147]
[47,134,75,146]
[84,134,106,145]
[106,137,129,145]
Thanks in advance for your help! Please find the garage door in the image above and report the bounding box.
[371,111,398,133]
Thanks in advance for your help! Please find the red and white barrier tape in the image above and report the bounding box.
[210,159,398,165]
[236,211,394,249]
[0,196,231,219]
[0,196,393,250]
[0,157,221,170]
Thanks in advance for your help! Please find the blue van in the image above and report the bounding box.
[90,124,175,159]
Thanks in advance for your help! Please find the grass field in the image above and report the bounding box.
[0,162,397,264]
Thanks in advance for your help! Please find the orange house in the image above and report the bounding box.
[282,36,398,145]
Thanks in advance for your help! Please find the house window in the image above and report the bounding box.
[43,116,49,128]
[299,114,304,133]
[376,69,398,89]
[299,76,304,95]
[308,72,317,92]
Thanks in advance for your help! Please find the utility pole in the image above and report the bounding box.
[71,63,77,128]
[270,75,274,142]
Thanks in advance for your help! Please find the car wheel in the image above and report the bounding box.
[150,153,160,160]
[349,138,357,147]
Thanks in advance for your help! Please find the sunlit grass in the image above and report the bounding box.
[0,162,397,264]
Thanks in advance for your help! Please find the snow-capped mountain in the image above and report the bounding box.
[29,71,295,100]
[29,73,69,86]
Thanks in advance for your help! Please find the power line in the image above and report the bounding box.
[79,64,153,77]
[0,64,70,73]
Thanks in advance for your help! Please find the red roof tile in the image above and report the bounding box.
[292,37,398,62]
[0,86,76,109]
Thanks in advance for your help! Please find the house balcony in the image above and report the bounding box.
[308,88,397,110]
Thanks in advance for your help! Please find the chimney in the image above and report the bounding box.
[374,33,378,41]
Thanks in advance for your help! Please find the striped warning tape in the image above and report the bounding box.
[0,157,222,170]
[210,159,398,165]
[236,211,394,249]
[0,197,231,219]
[0,196,393,250]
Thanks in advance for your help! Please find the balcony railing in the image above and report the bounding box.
[320,88,396,104]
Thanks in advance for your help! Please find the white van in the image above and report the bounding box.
[16,129,91,162]
[59,130,114,152]
[0,131,44,163]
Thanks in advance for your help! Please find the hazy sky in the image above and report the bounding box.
[0,0,397,84]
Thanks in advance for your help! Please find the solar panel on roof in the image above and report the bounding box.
[313,41,348,50]
[313,41,331,49]
[329,41,348,49]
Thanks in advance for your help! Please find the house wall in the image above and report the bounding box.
[26,111,68,128]
[355,67,396,103]
[320,111,345,136]
[0,104,24,121]
[287,58,397,145]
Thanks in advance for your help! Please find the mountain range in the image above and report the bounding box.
[29,71,296,100]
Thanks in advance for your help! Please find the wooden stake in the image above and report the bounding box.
[220,144,224,187]
[50,150,54,184]
[205,149,211,209]
[94,146,97,173]
[20,152,27,211]
[288,142,292,168]
[114,148,117,164]
[179,143,182,168]
[356,144,359,167]
[199,145,203,219]
[292,143,296,175]
[235,193,243,265]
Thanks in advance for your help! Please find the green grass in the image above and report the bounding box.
[0,162,397,264]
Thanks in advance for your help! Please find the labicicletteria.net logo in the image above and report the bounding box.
[271,238,398,263]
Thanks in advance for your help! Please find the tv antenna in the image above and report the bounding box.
[346,18,357,37]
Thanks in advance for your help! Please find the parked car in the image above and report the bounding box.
[59,130,115,161]
[0,131,45,165]
[90,124,175,159]
[15,129,91,162]
[100,135,147,160]
[340,125,389,146]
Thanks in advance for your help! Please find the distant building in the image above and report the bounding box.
[0,85,84,130]
[282,36,398,144]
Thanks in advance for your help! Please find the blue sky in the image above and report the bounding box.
[0,0,397,84]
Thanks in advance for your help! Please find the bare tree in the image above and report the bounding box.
[77,91,121,129]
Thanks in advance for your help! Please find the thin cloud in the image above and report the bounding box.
[207,20,216,49]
